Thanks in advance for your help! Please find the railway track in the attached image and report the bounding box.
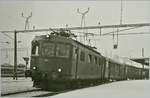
[1,89,51,97]
[1,88,70,97]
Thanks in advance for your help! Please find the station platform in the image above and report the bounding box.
[0,77,36,95]
[1,78,149,98]
[51,80,150,98]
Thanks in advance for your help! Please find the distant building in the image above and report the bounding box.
[1,63,25,77]
[0,48,30,66]
[130,58,149,66]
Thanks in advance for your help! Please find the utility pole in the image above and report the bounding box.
[13,30,17,80]
[22,12,32,30]
[141,48,145,79]
[113,0,123,49]
[77,8,90,42]
[120,0,123,25]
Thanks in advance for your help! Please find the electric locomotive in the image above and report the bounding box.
[30,30,106,90]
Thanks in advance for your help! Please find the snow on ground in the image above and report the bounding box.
[0,77,37,95]
[51,80,150,98]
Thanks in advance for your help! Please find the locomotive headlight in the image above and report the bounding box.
[46,34,49,38]
[33,66,36,70]
[58,68,62,72]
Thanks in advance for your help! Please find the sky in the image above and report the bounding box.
[0,0,150,65]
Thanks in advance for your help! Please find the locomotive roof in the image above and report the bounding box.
[33,35,101,55]
[105,55,143,68]
[73,39,101,55]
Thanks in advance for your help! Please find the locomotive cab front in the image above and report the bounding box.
[30,35,74,89]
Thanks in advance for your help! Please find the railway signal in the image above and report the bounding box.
[23,57,29,71]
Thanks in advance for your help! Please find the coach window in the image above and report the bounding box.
[88,54,92,63]
[80,51,85,61]
[56,44,70,58]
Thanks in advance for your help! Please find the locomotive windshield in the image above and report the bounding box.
[56,44,70,58]
[42,43,55,56]
[42,43,70,58]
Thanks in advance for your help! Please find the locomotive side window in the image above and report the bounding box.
[32,42,39,56]
[42,43,55,56]
[94,56,98,64]
[80,51,85,61]
[56,44,70,58]
[99,58,101,66]
[35,46,39,55]
[88,54,92,63]
[32,46,39,55]
[73,47,78,59]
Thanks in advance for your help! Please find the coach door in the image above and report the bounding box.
[104,59,109,79]
[101,58,106,80]
[99,57,105,80]
[72,46,79,79]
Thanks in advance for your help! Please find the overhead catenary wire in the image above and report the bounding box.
[80,32,150,41]
[108,32,150,36]
[72,26,147,36]
[0,24,149,42]
[73,31,150,37]
[0,23,149,33]
[102,26,142,36]
[0,31,30,51]
[0,32,14,40]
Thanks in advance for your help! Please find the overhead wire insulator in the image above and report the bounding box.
[113,0,123,49]
[112,28,115,41]
[113,28,119,49]
[117,28,119,45]
[98,22,101,36]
